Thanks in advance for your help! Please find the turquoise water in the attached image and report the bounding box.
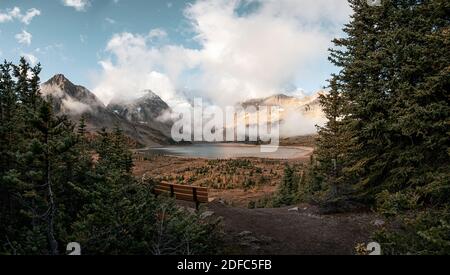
[141,144,309,160]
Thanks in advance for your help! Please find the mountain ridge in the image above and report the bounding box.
[40,74,173,147]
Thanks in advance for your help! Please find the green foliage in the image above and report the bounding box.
[0,58,220,255]
[247,165,302,209]
[376,190,420,217]
[248,195,273,209]
[303,0,450,253]
[272,165,300,207]
[71,177,221,255]
[243,178,256,191]
[374,208,450,255]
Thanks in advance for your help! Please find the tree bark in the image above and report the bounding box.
[45,125,58,255]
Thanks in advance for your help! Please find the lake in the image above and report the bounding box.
[139,144,312,160]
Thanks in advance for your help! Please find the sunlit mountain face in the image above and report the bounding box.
[237,92,326,137]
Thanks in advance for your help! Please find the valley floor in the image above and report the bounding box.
[133,152,379,255]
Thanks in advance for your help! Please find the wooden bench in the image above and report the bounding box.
[153,182,209,210]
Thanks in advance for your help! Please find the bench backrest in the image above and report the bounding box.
[154,182,209,204]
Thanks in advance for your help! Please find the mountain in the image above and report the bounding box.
[241,92,324,117]
[242,92,321,109]
[107,90,172,137]
[239,92,326,137]
[41,74,173,146]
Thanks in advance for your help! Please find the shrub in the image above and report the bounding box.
[374,208,450,255]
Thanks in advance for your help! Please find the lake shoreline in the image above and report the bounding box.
[135,143,314,160]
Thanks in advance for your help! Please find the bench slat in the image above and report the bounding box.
[158,182,208,193]
[154,190,209,203]
[176,194,209,203]
[154,188,209,200]
[154,186,208,196]
[154,183,209,205]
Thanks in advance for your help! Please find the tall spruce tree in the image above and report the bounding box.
[320,0,449,204]
[312,0,449,254]
[273,165,300,207]
[312,79,355,201]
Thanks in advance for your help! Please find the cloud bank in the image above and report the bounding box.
[0,7,41,24]
[62,0,91,12]
[92,0,351,107]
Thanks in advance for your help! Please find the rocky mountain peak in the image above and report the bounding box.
[46,74,74,87]
[107,89,171,127]
[42,74,104,108]
[40,75,172,146]
[141,89,159,99]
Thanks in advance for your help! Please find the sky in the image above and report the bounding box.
[0,0,352,106]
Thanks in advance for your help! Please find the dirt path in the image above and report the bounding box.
[207,202,378,255]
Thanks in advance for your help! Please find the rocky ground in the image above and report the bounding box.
[207,202,381,255]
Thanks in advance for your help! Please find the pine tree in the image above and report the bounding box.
[274,165,300,207]
[0,58,86,254]
[72,126,220,255]
[0,61,22,254]
[313,79,354,199]
[0,58,221,255]
[313,0,449,253]
[320,0,450,203]
[0,61,19,187]
[77,115,87,137]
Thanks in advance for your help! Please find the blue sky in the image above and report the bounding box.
[0,0,351,105]
[0,0,192,85]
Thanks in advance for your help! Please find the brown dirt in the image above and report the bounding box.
[208,202,377,255]
[209,186,277,208]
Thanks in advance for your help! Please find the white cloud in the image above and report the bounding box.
[148,28,167,40]
[105,17,116,24]
[21,8,41,25]
[35,44,64,55]
[92,30,196,105]
[0,7,20,23]
[15,30,32,45]
[62,0,91,12]
[41,84,92,115]
[280,107,327,136]
[62,97,92,114]
[0,7,41,24]
[9,7,21,18]
[41,84,65,98]
[92,0,351,107]
[0,12,14,23]
[22,53,38,66]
